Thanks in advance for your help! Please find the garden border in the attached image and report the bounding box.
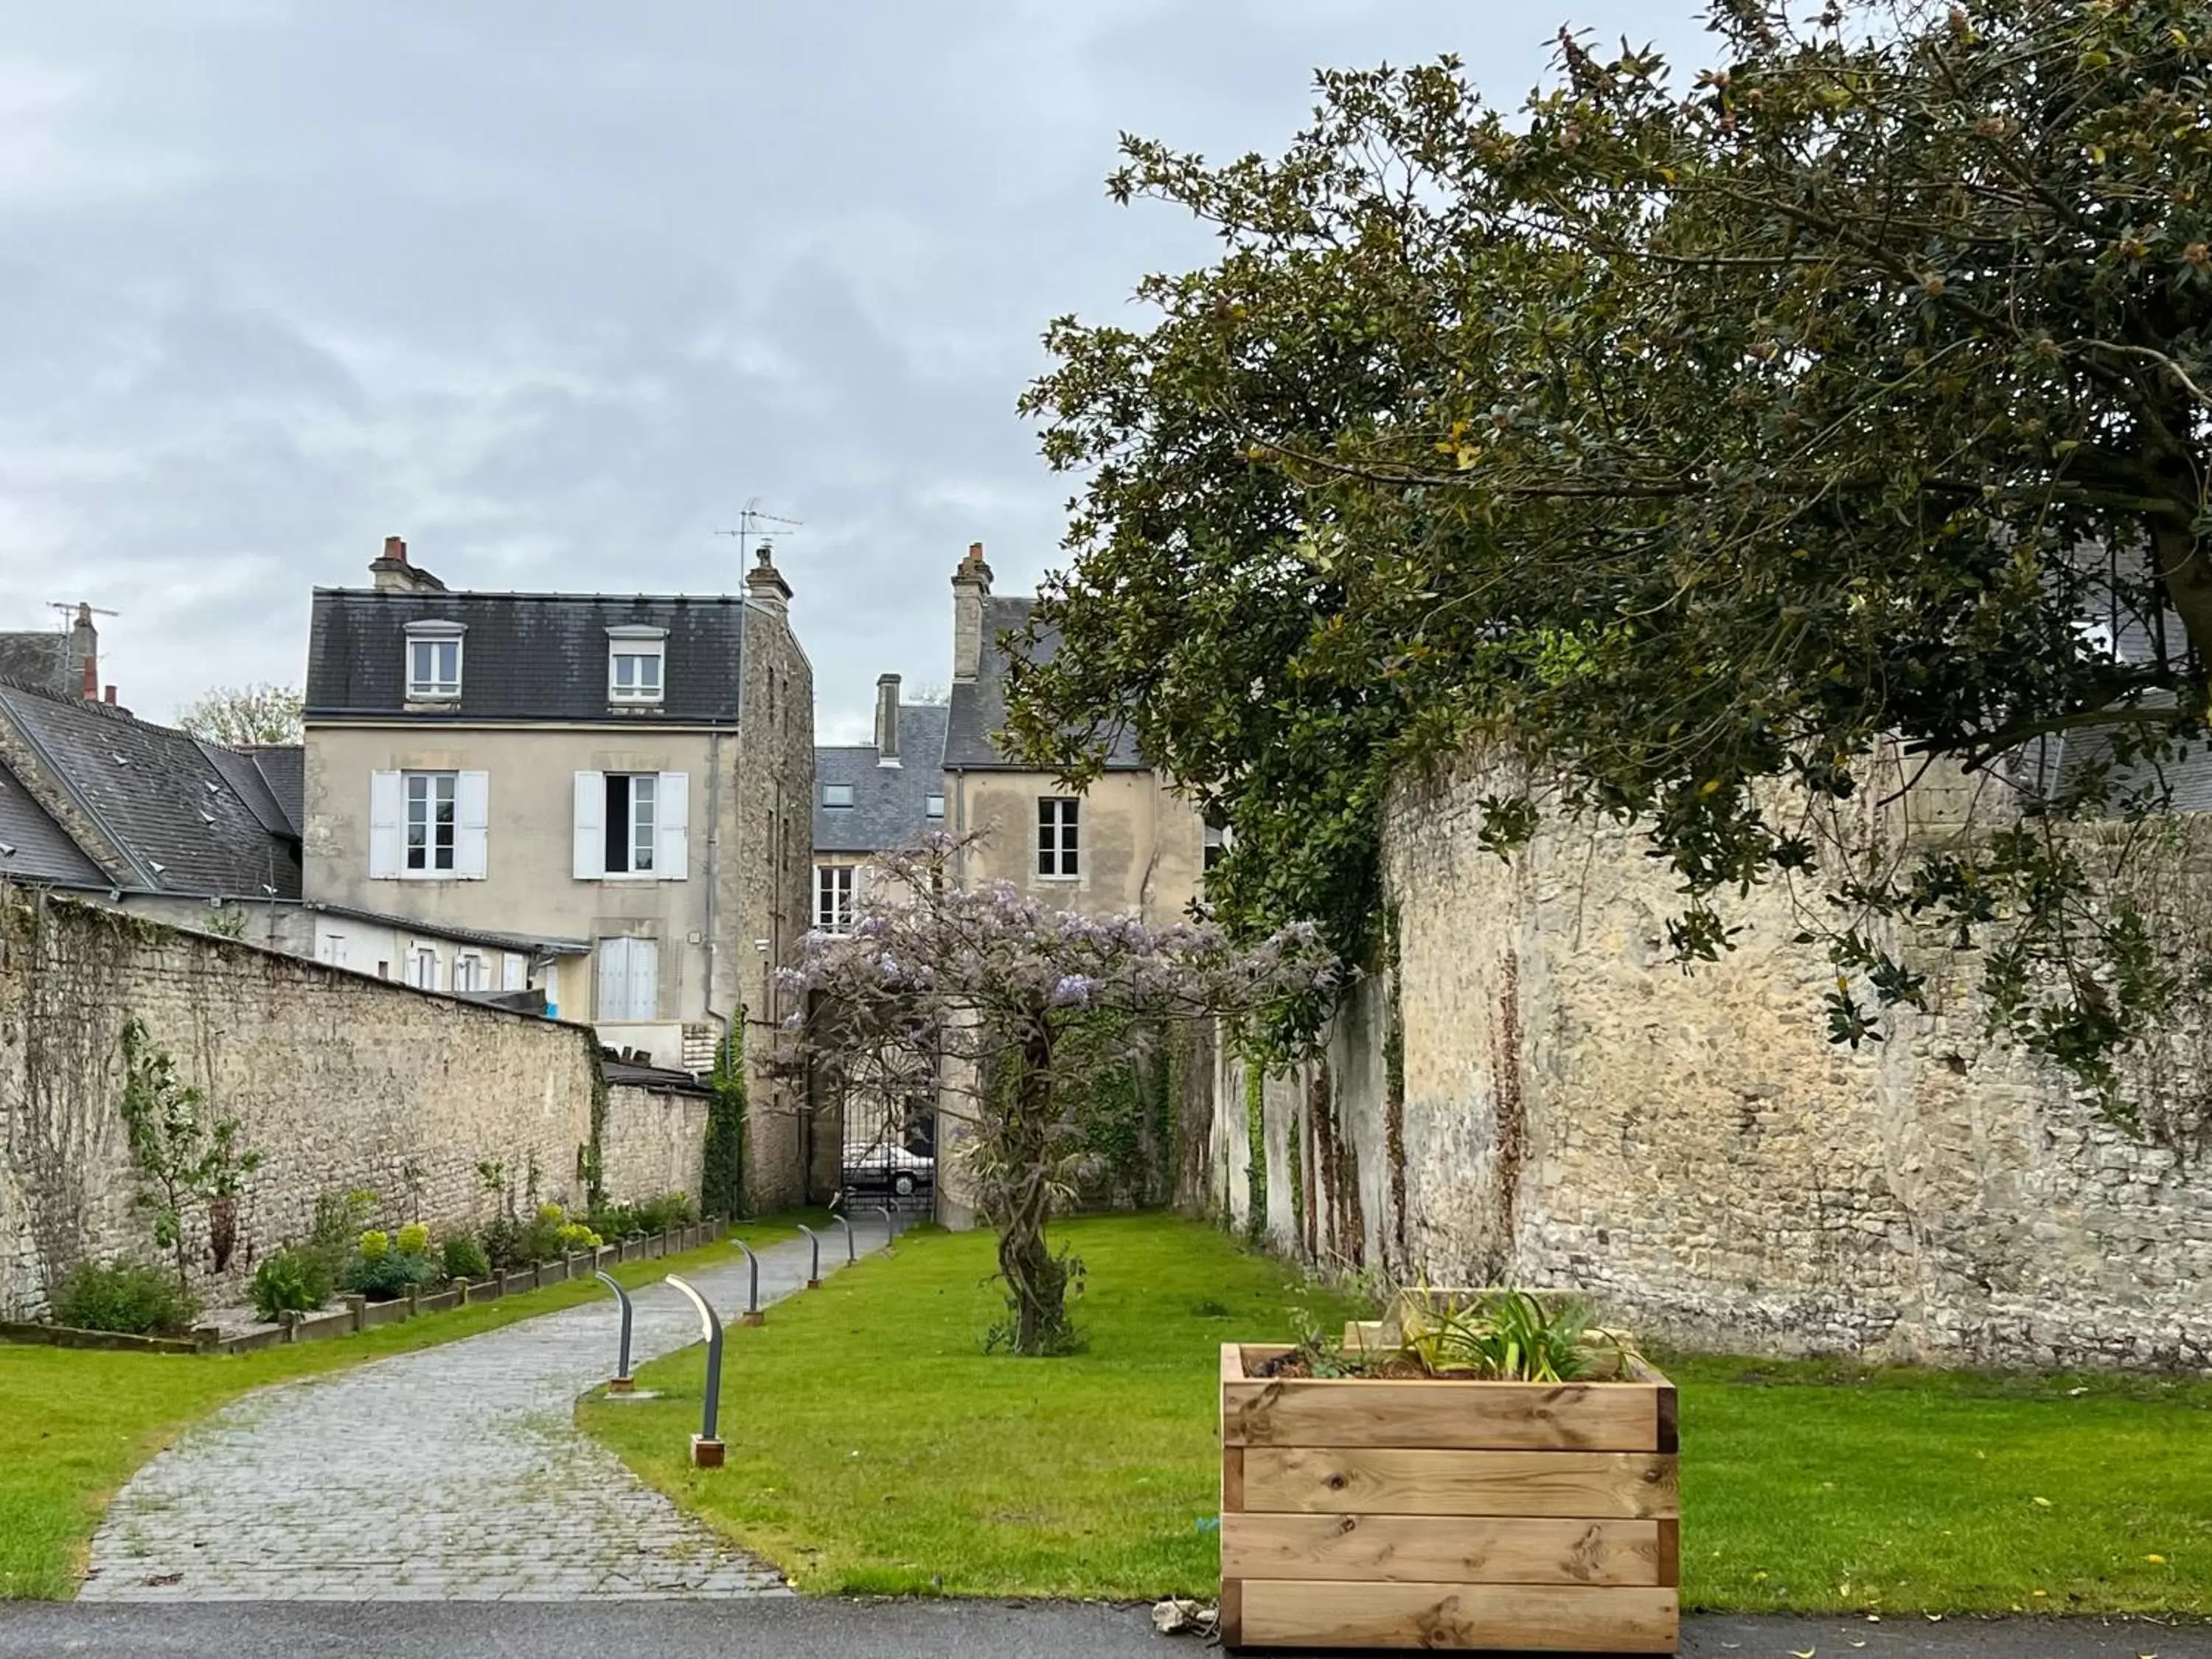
[1,1219,723,1358]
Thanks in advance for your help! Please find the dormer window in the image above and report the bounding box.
[404,621,465,701]
[608,625,667,705]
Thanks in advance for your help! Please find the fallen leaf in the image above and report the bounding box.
[2067,1385,2090,1396]
[1926,1613,1944,1622]
[2032,1589,2048,1598]
[2032,1496,2053,1507]
[1791,1649,1815,1658]
[2146,1554,2167,1564]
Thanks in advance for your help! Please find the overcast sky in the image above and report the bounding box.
[0,1,1707,740]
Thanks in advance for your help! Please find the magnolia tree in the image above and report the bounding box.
[779,838,1333,1354]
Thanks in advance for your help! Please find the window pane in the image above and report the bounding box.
[823,784,855,807]
[639,653,661,689]
[614,655,636,688]
[633,776,655,872]
[925,793,945,818]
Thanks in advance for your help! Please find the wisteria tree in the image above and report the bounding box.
[779,838,1334,1354]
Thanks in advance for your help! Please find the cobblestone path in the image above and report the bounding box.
[80,1228,876,1601]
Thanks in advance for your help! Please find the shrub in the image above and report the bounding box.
[554,1220,603,1253]
[394,1222,431,1257]
[52,1260,201,1337]
[340,1244,439,1302]
[357,1228,391,1263]
[588,1203,642,1239]
[440,1234,488,1281]
[250,1248,332,1321]
[480,1211,526,1273]
[518,1203,569,1264]
[633,1192,697,1234]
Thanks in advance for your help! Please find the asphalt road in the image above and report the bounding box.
[0,1601,2204,1658]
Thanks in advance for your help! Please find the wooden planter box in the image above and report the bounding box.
[1220,1342,1679,1654]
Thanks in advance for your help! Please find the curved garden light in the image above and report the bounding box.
[592,1270,635,1393]
[796,1223,822,1289]
[664,1275,725,1468]
[729,1238,765,1326]
[828,1211,855,1265]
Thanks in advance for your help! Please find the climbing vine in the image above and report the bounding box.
[701,1011,748,1221]
[116,1015,260,1293]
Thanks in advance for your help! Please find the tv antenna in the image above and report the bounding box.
[714,498,803,565]
[49,601,121,627]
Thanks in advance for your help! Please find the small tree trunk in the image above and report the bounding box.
[995,1020,1063,1354]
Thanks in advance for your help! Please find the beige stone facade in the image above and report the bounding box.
[302,540,814,1212]
[1203,758,2212,1371]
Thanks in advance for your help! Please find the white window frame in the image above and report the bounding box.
[1037,796,1079,879]
[595,936,659,1022]
[815,863,855,933]
[821,782,855,808]
[606,625,667,706]
[453,950,490,993]
[606,773,656,876]
[405,771,459,874]
[403,621,465,702]
[405,944,440,990]
[925,792,945,820]
[572,770,688,881]
[316,934,347,967]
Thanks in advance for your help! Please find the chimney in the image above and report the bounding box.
[874,673,902,765]
[745,542,793,616]
[369,534,447,594]
[951,541,992,684]
[103,685,116,705]
[71,602,98,700]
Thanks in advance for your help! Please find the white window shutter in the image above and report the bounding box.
[456,771,490,880]
[502,952,526,992]
[573,771,605,880]
[656,771,690,880]
[595,939,627,1021]
[369,771,403,878]
[630,939,659,1020]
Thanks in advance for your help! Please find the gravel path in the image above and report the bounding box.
[78,1227,878,1601]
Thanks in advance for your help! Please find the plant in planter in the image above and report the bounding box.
[250,1247,333,1322]
[1220,1290,1678,1654]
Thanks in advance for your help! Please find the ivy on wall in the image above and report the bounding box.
[701,1012,748,1220]
[1244,1056,1266,1244]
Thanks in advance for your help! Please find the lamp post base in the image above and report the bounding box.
[690,1435,726,1469]
[606,1377,635,1394]
[742,1311,765,1327]
[805,1279,821,1290]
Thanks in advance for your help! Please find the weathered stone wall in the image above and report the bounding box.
[720,592,815,1212]
[599,1084,708,1207]
[0,895,602,1320]
[1206,762,2212,1371]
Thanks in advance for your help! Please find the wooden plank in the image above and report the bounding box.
[1222,1377,1660,1450]
[1242,1448,1678,1519]
[1655,1382,1679,1453]
[1223,1447,1245,1514]
[1239,1580,1677,1652]
[1219,1578,1243,1649]
[1222,1513,1666,1586]
[1655,1517,1680,1587]
[1221,1341,1248,1384]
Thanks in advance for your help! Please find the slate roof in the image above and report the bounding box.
[0,634,74,699]
[0,758,105,886]
[243,745,304,836]
[942,597,1145,771]
[0,681,302,897]
[307,589,746,723]
[814,703,950,854]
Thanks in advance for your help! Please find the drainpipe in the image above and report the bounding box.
[703,727,727,1063]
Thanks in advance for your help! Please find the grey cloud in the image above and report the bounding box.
[0,0,1710,737]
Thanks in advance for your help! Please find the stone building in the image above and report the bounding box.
[941,543,1206,925]
[0,674,577,993]
[0,602,102,703]
[303,536,815,1211]
[810,673,950,933]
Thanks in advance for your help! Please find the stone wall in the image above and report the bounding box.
[1206,762,2212,1371]
[600,1083,708,1207]
[0,894,603,1320]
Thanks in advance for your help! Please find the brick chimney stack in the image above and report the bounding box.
[875,672,902,765]
[950,542,992,684]
[369,534,447,594]
[70,602,98,700]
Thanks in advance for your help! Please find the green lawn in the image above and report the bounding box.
[582,1213,2212,1613]
[0,1213,824,1600]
